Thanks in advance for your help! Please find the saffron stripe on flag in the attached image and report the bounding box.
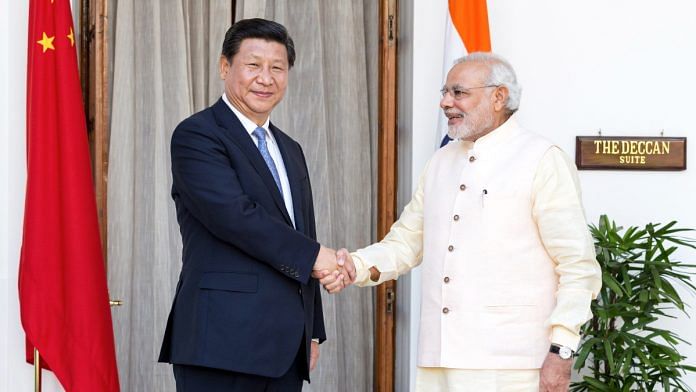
[438,0,493,145]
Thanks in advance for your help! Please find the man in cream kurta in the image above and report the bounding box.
[322,53,602,391]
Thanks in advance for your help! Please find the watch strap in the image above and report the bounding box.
[549,344,562,354]
[549,343,574,359]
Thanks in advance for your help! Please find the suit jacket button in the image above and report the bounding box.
[442,307,450,314]
[298,288,303,295]
[448,245,454,252]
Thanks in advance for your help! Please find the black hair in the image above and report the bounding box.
[221,18,296,68]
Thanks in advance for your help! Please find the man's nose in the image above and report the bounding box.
[440,93,452,109]
[256,67,272,85]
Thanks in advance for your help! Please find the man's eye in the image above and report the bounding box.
[247,63,259,68]
[453,89,467,98]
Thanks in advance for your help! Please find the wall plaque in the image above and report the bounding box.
[575,136,687,171]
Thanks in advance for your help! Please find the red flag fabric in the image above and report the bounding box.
[19,0,120,391]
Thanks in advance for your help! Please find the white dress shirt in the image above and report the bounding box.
[222,94,295,228]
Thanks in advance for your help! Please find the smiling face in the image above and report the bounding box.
[440,61,508,141]
[220,38,289,125]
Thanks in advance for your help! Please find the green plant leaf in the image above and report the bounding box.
[574,341,595,370]
[661,279,685,311]
[680,364,696,372]
[603,339,615,372]
[603,272,625,298]
[583,376,612,391]
[664,238,696,252]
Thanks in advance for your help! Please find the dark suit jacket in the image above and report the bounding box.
[159,98,326,381]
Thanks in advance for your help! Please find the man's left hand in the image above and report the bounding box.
[310,341,320,371]
[320,248,356,293]
[539,352,572,392]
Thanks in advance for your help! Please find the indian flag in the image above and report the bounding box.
[438,0,492,144]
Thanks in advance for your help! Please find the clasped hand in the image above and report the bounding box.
[311,246,356,294]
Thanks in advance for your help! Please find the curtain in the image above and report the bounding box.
[233,1,379,390]
[108,2,232,391]
[108,1,377,391]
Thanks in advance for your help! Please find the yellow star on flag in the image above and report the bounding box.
[67,28,75,46]
[37,32,55,53]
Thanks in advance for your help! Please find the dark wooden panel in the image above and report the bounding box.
[576,136,686,171]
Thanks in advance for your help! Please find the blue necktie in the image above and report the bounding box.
[253,127,283,196]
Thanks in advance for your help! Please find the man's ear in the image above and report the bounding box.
[492,85,509,112]
[219,56,229,80]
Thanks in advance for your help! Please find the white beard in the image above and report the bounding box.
[446,104,495,141]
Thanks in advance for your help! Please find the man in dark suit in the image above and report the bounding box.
[159,18,353,392]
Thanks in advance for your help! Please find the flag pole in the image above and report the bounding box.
[34,348,42,392]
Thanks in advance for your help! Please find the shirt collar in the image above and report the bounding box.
[222,93,272,140]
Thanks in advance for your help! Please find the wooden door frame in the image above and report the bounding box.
[79,0,109,263]
[376,0,399,390]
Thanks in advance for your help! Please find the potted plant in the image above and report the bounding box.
[571,215,696,391]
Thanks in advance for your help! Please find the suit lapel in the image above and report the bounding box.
[270,123,306,234]
[211,99,293,226]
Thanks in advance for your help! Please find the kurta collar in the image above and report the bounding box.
[467,115,520,158]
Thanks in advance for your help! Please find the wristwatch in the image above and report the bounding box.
[549,344,574,360]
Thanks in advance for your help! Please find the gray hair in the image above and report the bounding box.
[454,52,521,114]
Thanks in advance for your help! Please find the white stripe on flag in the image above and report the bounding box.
[437,9,468,143]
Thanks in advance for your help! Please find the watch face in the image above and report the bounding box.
[559,346,573,359]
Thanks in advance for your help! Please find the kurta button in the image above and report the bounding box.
[459,184,466,191]
[442,307,450,314]
[298,288,303,295]
[453,215,459,221]
[448,245,454,252]
[469,156,476,162]
[444,277,450,283]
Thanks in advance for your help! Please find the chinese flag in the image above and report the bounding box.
[19,0,120,391]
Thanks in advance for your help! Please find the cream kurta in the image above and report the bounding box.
[352,118,601,369]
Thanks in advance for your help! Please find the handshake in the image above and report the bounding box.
[311,246,356,294]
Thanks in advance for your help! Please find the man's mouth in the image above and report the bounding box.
[253,91,273,98]
[445,111,464,121]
